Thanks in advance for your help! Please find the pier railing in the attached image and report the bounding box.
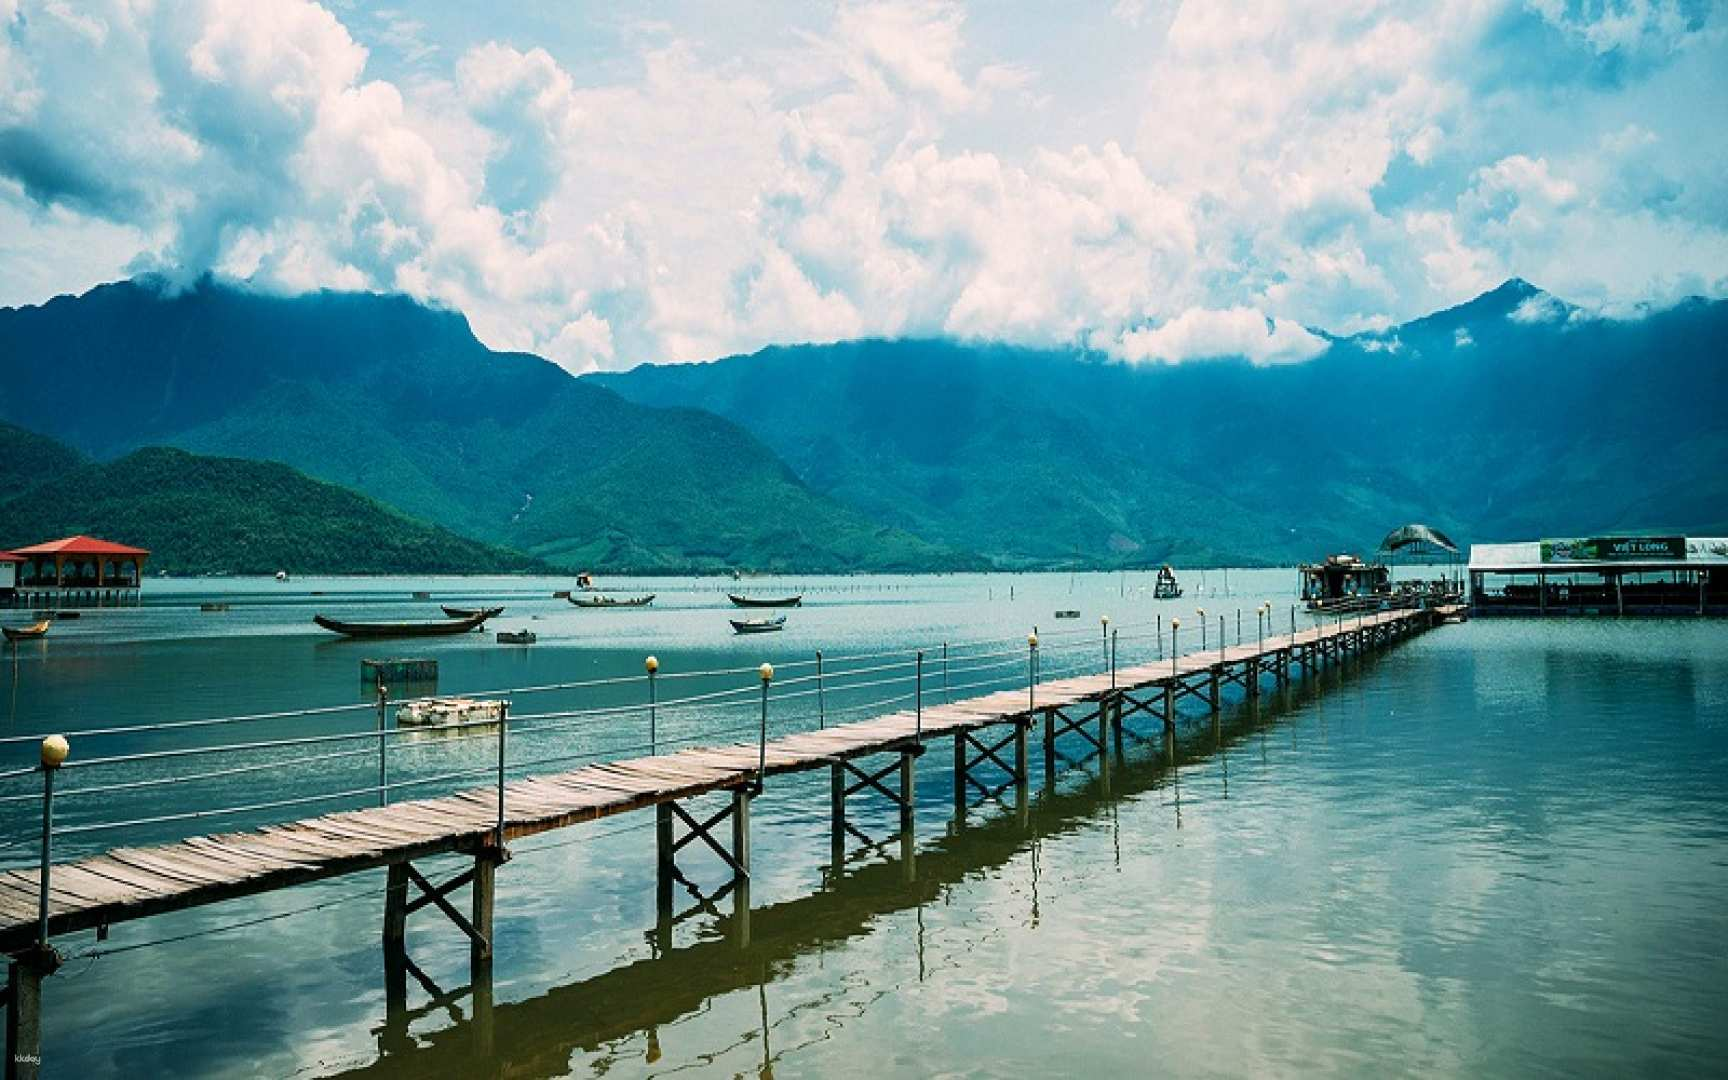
[0,611,1298,866]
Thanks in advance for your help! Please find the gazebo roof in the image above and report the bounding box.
[9,535,151,557]
[0,552,23,563]
[1378,523,1459,555]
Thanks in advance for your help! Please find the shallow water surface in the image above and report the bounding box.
[3,572,1725,1077]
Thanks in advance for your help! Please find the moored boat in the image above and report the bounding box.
[314,610,495,638]
[496,629,537,644]
[3,620,50,642]
[441,605,505,620]
[728,593,802,608]
[569,594,655,608]
[1153,564,1183,599]
[730,615,786,634]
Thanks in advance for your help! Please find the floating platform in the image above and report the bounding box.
[396,696,506,727]
[361,658,439,688]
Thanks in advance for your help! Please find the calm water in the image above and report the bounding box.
[3,571,1726,1078]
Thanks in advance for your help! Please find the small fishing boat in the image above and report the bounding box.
[3,621,50,642]
[199,602,231,613]
[496,629,537,645]
[729,593,803,608]
[730,615,786,634]
[1054,609,1080,619]
[1153,564,1183,599]
[314,610,495,639]
[576,572,594,590]
[569,594,655,608]
[275,570,290,583]
[411,591,432,600]
[441,605,506,620]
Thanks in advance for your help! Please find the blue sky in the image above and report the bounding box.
[0,1,1724,371]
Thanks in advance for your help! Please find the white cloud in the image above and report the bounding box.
[1102,307,1328,366]
[1,0,1725,369]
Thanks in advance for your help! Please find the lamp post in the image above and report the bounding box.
[37,735,68,949]
[757,663,774,782]
[645,656,659,752]
[1170,618,1180,676]
[1100,615,1111,674]
[1197,608,1207,650]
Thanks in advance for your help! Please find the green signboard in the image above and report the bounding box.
[1540,536,1686,563]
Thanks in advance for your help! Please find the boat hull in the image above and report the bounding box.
[314,611,493,638]
[730,616,786,634]
[569,595,655,608]
[728,594,802,608]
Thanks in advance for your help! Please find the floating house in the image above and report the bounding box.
[1469,535,1727,616]
[1299,553,1390,610]
[4,535,150,607]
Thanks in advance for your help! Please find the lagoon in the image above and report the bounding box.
[3,571,1726,1077]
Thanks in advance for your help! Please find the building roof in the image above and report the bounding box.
[0,552,22,563]
[1471,536,1728,573]
[8,535,151,557]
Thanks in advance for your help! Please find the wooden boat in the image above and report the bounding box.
[313,610,495,638]
[1054,609,1080,619]
[568,594,655,608]
[396,696,505,728]
[496,629,537,645]
[3,621,50,642]
[730,615,786,634]
[729,593,803,608]
[199,602,232,613]
[441,605,505,620]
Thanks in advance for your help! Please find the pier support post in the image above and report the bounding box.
[382,861,409,1020]
[1042,709,1055,789]
[900,749,918,881]
[731,788,752,946]
[655,804,675,947]
[471,851,496,969]
[5,955,48,1080]
[1248,658,1261,700]
[952,733,967,823]
[1208,670,1220,713]
[830,764,846,870]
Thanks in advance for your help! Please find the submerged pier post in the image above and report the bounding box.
[655,803,675,946]
[830,763,846,869]
[732,788,753,946]
[6,958,46,1080]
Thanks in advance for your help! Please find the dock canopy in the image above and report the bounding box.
[8,535,150,590]
[1379,524,1458,555]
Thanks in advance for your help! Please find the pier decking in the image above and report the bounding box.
[0,605,1457,1078]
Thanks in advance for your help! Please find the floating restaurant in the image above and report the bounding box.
[1,536,150,608]
[1468,535,1727,616]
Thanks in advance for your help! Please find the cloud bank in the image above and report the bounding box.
[1,0,1724,373]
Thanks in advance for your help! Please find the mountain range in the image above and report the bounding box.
[1,275,1723,571]
[0,279,965,572]
[595,279,1728,565]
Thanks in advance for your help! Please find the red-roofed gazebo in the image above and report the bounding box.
[8,536,149,606]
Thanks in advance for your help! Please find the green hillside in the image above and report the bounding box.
[0,278,971,572]
[0,443,550,575]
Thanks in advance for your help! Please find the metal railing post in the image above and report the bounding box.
[915,651,924,744]
[1157,613,1163,659]
[495,702,509,846]
[1170,619,1180,675]
[1198,609,1207,650]
[376,683,390,807]
[816,650,825,729]
[1100,615,1111,674]
[1219,615,1225,660]
[942,642,950,704]
[1111,628,1119,689]
[1028,634,1039,711]
[37,735,68,949]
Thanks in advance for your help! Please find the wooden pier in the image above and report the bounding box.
[0,605,1457,1078]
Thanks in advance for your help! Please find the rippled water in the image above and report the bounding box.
[5,572,1726,1077]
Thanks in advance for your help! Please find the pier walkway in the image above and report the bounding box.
[0,604,1458,1078]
